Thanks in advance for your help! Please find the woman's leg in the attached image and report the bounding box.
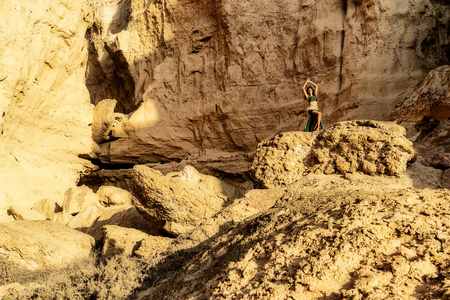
[312,111,322,131]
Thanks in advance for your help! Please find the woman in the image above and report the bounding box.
[302,79,324,132]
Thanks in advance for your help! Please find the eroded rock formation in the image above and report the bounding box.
[86,0,449,169]
[131,165,229,236]
[0,0,96,220]
[0,221,94,269]
[140,186,450,300]
[251,120,415,188]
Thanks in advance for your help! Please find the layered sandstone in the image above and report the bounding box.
[86,0,449,169]
[0,0,96,220]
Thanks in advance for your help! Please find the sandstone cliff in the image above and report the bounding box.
[87,0,449,169]
[0,0,96,220]
[0,0,448,215]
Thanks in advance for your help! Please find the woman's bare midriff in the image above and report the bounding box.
[309,102,318,109]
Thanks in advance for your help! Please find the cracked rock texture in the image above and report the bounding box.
[140,183,450,300]
[251,120,415,188]
[131,165,229,236]
[87,0,449,168]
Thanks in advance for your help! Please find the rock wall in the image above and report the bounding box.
[87,0,449,167]
[0,0,449,215]
[0,0,95,220]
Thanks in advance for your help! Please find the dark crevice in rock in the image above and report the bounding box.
[84,30,137,114]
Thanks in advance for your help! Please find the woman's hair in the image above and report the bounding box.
[307,87,315,96]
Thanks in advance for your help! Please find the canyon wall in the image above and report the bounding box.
[87,0,449,169]
[0,0,95,220]
[0,0,448,214]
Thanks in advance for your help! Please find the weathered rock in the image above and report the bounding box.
[132,165,227,237]
[85,205,157,241]
[0,0,96,220]
[251,121,415,188]
[87,0,449,169]
[101,225,150,258]
[66,204,104,231]
[251,131,318,189]
[429,153,450,170]
[101,225,171,259]
[133,236,174,260]
[62,186,99,216]
[31,199,62,220]
[97,186,133,207]
[430,99,450,122]
[392,66,450,122]
[139,187,450,300]
[92,99,117,144]
[0,221,94,269]
[53,212,73,226]
[167,165,246,201]
[442,169,450,190]
[309,121,415,176]
[7,206,47,221]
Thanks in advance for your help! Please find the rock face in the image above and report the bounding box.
[86,0,449,168]
[92,99,117,144]
[132,165,227,236]
[0,221,94,269]
[392,65,450,123]
[1,0,449,217]
[392,66,449,188]
[0,0,96,220]
[251,121,415,188]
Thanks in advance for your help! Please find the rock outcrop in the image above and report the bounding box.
[392,66,449,188]
[0,0,96,220]
[139,185,450,300]
[0,221,94,269]
[85,0,449,169]
[392,65,450,123]
[132,165,228,236]
[251,120,415,188]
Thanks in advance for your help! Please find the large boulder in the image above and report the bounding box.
[132,165,227,237]
[250,131,318,189]
[85,205,157,241]
[251,121,415,188]
[101,225,172,259]
[97,186,134,207]
[0,221,94,269]
[62,186,99,216]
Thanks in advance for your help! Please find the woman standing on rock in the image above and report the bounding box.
[303,79,324,132]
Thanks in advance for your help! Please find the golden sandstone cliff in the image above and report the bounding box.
[0,0,449,216]
[0,0,449,299]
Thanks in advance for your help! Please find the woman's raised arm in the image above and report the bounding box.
[302,80,309,98]
[310,81,319,96]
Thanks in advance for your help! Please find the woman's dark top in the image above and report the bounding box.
[308,96,318,102]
